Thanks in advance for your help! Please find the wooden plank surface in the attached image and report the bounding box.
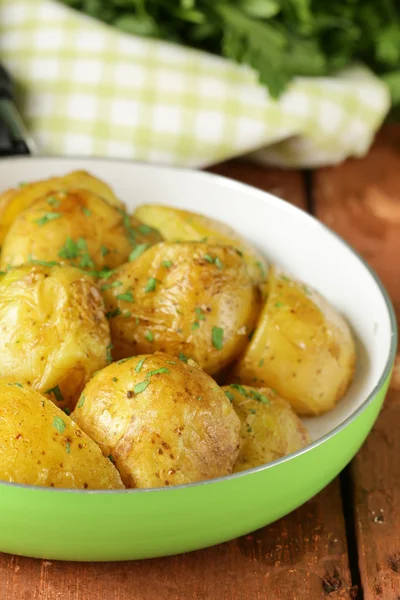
[0,165,354,600]
[314,124,400,600]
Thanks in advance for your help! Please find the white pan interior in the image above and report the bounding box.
[0,157,394,442]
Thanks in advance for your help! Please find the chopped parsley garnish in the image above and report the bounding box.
[77,395,85,408]
[79,252,95,269]
[258,358,265,367]
[100,246,109,257]
[166,360,176,365]
[212,326,224,350]
[108,454,114,463]
[215,257,224,270]
[123,311,131,318]
[248,329,255,341]
[116,291,134,302]
[204,254,224,269]
[129,244,150,261]
[134,380,150,394]
[47,196,60,207]
[106,307,122,319]
[52,416,66,434]
[135,358,145,373]
[250,389,270,404]
[7,382,23,388]
[230,384,249,397]
[249,408,257,414]
[112,377,118,382]
[89,268,115,279]
[137,224,153,235]
[101,280,122,291]
[147,368,170,377]
[45,385,63,402]
[191,322,200,330]
[145,330,154,342]
[63,407,71,415]
[235,249,244,257]
[82,207,91,216]
[161,260,173,268]
[203,254,214,263]
[195,307,206,321]
[178,352,188,363]
[59,237,78,259]
[197,395,203,400]
[145,277,157,293]
[280,275,290,282]
[247,426,253,433]
[106,344,113,362]
[66,441,71,454]
[225,390,234,403]
[302,284,311,295]
[275,301,284,308]
[256,260,267,279]
[35,213,62,226]
[118,208,136,246]
[116,358,130,364]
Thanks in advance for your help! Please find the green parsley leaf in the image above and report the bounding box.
[108,454,114,463]
[106,344,113,362]
[195,307,206,320]
[101,246,109,257]
[106,307,122,319]
[250,389,270,404]
[45,385,63,402]
[212,326,224,350]
[147,367,170,377]
[129,244,150,261]
[275,302,284,308]
[166,360,177,364]
[230,383,249,397]
[47,196,60,207]
[215,257,224,270]
[116,291,134,302]
[101,280,123,291]
[79,252,95,269]
[135,358,146,373]
[256,260,267,279]
[258,358,264,367]
[123,310,131,318]
[52,416,66,434]
[145,330,154,342]
[77,395,85,408]
[112,377,118,382]
[66,441,71,454]
[302,284,311,295]
[35,213,62,226]
[7,382,23,388]
[145,277,157,292]
[203,254,214,263]
[249,408,257,414]
[247,426,253,433]
[59,237,78,259]
[63,407,71,416]
[178,352,188,363]
[134,380,150,394]
[161,260,173,268]
[225,390,234,402]
[197,395,203,400]
[82,207,92,216]
[191,321,200,330]
[116,358,130,364]
[137,224,153,235]
[280,275,290,282]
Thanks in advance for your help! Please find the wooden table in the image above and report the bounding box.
[1,125,400,600]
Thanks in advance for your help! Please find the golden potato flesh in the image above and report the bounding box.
[0,378,124,489]
[134,205,268,287]
[0,170,124,246]
[0,264,111,410]
[231,266,356,416]
[101,242,261,375]
[222,385,310,473]
[72,353,241,488]
[0,189,161,272]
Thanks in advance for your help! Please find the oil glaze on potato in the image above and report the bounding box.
[73,353,241,488]
[0,379,124,489]
[134,204,268,287]
[231,267,356,416]
[101,242,261,375]
[222,385,310,472]
[0,264,111,410]
[0,189,142,271]
[0,170,125,246]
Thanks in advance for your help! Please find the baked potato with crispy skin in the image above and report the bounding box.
[0,378,124,489]
[230,266,356,416]
[134,204,268,288]
[0,189,161,272]
[73,353,241,488]
[222,384,310,472]
[101,241,261,375]
[0,170,125,246]
[0,264,111,410]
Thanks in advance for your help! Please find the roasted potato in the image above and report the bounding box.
[134,205,268,287]
[101,242,261,375]
[0,189,161,272]
[231,267,356,416]
[222,384,310,472]
[73,353,241,488]
[0,170,124,245]
[0,378,124,489]
[0,264,111,410]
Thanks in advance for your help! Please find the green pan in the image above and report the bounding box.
[0,157,396,561]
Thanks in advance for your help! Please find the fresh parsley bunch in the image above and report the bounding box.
[62,0,400,104]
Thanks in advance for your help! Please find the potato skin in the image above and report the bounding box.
[0,378,124,489]
[134,205,268,287]
[222,385,310,473]
[0,170,124,246]
[101,242,261,375]
[73,353,241,488]
[1,189,136,271]
[0,264,111,410]
[231,267,356,416]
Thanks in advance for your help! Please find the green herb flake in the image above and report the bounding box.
[135,358,146,373]
[195,307,206,320]
[134,380,150,394]
[18,181,27,188]
[258,358,265,367]
[112,377,118,382]
[249,408,257,415]
[147,367,170,377]
[250,389,270,404]
[58,237,78,260]
[116,358,130,364]
[275,301,284,308]
[47,196,60,207]
[161,260,173,268]
[79,252,95,269]
[197,395,203,401]
[281,275,290,282]
[203,254,214,263]
[247,426,253,434]
[235,249,244,258]
[101,280,123,291]
[230,383,249,397]
[77,395,85,408]
[135,317,140,325]
[256,260,267,279]
[248,329,255,341]
[45,385,63,402]
[191,321,200,330]
[212,326,224,350]
[66,441,71,454]
[106,307,122,319]
[116,290,134,303]
[129,244,150,261]
[225,390,234,403]
[137,224,153,235]
[145,330,154,342]
[178,352,188,363]
[302,284,311,295]
[35,212,62,227]
[123,310,131,318]
[166,360,176,364]
[215,257,224,270]
[52,416,66,434]
[7,382,23,388]
[82,207,92,216]
[108,454,114,463]
[106,344,113,362]
[100,245,109,257]
[145,277,157,293]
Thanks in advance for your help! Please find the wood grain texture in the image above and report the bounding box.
[0,164,354,600]
[314,124,400,600]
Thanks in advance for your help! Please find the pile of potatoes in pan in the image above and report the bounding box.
[0,171,356,489]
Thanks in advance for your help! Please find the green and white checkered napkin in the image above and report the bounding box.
[0,0,392,168]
